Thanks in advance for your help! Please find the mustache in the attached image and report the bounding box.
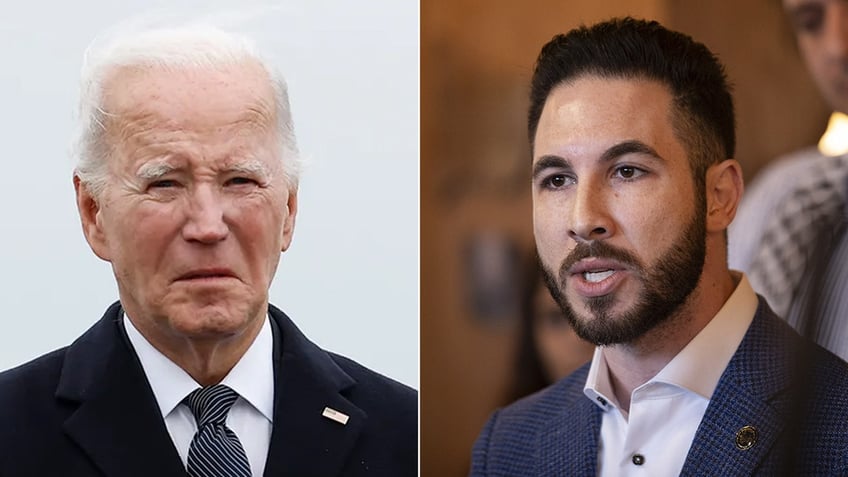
[558,241,642,280]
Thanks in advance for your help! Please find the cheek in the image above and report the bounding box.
[230,200,286,249]
[623,189,692,250]
[533,213,560,266]
[107,205,179,262]
[533,200,564,239]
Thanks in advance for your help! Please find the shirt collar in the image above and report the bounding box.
[584,346,616,411]
[584,272,758,411]
[219,316,275,422]
[123,313,275,422]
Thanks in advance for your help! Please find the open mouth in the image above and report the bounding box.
[583,270,615,283]
[567,258,629,298]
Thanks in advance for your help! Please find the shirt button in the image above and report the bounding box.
[632,454,645,466]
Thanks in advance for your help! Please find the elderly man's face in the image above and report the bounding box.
[76,62,296,344]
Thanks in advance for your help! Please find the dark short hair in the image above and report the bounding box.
[528,17,735,181]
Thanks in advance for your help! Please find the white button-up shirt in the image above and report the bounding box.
[124,313,275,476]
[583,273,758,476]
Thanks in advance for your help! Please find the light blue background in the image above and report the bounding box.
[0,0,419,388]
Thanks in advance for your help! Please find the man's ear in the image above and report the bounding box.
[74,175,112,262]
[280,188,298,252]
[705,159,744,232]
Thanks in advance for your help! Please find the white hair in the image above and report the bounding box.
[73,20,301,198]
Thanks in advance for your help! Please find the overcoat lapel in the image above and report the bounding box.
[263,306,364,477]
[54,303,367,477]
[57,302,185,477]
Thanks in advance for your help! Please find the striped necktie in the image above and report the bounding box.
[185,384,252,477]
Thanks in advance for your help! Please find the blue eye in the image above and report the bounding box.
[150,179,178,188]
[226,177,257,186]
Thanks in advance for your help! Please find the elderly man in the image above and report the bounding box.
[0,24,416,477]
[470,18,848,476]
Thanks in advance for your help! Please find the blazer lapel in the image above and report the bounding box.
[57,302,185,477]
[538,389,601,477]
[681,299,797,475]
[263,307,364,477]
[680,375,788,475]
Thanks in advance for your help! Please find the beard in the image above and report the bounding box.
[540,208,706,346]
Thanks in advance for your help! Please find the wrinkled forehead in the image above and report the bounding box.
[100,60,278,137]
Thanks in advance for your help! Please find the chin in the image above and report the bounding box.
[167,301,261,339]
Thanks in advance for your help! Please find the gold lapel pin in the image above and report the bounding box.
[322,406,350,425]
[735,425,758,450]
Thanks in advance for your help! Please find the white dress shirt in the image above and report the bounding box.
[583,273,758,476]
[124,313,275,476]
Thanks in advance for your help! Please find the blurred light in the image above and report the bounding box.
[818,111,848,156]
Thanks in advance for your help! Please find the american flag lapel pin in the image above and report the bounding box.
[322,406,350,425]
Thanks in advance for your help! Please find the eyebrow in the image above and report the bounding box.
[532,140,663,179]
[532,155,572,180]
[600,140,663,163]
[228,160,273,181]
[136,159,176,181]
[134,157,274,181]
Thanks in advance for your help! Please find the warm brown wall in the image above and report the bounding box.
[667,0,829,180]
[421,2,827,476]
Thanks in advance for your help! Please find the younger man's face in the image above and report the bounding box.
[531,75,706,346]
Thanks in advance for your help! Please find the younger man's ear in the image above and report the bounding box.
[705,159,744,232]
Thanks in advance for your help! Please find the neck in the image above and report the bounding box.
[603,268,737,413]
[128,311,266,386]
[171,332,259,386]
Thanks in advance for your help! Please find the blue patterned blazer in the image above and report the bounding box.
[471,298,848,476]
[0,302,417,476]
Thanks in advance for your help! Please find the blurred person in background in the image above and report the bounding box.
[729,0,848,357]
[506,254,594,403]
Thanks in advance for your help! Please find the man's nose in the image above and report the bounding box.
[182,185,229,244]
[567,183,614,243]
